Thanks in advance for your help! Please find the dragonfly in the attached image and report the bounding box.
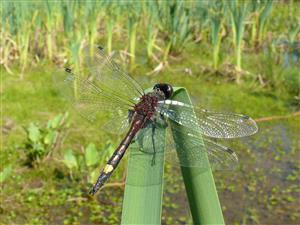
[53,46,258,195]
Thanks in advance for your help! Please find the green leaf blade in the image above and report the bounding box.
[0,165,12,183]
[121,119,166,225]
[27,123,41,143]
[85,143,99,167]
[170,87,225,225]
[63,149,78,170]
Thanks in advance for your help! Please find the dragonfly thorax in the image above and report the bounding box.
[134,94,160,119]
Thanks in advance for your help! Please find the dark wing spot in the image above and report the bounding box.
[97,46,104,50]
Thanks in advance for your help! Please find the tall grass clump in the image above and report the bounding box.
[192,1,210,43]
[158,0,192,60]
[226,0,249,83]
[3,2,36,78]
[61,1,83,69]
[45,0,58,60]
[249,0,273,49]
[102,1,120,54]
[3,0,298,93]
[124,1,142,70]
[208,1,225,70]
[83,1,99,50]
[144,1,159,61]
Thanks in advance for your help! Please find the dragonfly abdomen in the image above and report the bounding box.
[89,117,145,195]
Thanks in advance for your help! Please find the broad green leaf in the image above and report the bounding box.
[44,130,57,145]
[48,114,63,129]
[77,155,85,171]
[121,87,166,225]
[85,143,99,167]
[27,123,41,143]
[0,165,12,183]
[32,143,45,155]
[63,149,78,169]
[104,142,115,160]
[122,87,224,225]
[89,168,100,184]
[169,87,224,225]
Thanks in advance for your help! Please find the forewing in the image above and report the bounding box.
[84,46,144,104]
[158,100,258,138]
[53,68,133,124]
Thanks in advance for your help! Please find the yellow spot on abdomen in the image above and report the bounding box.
[103,164,114,173]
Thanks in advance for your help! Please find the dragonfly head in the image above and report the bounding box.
[153,83,173,99]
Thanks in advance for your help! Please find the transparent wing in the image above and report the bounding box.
[53,46,144,128]
[84,46,144,103]
[53,68,133,125]
[158,100,258,138]
[164,124,238,170]
[102,111,130,135]
[132,115,237,170]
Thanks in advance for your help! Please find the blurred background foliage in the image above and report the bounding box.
[1,0,300,224]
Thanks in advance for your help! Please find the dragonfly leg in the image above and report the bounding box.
[151,121,156,166]
[128,110,134,123]
[159,113,168,128]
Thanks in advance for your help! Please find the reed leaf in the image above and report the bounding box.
[125,1,142,70]
[121,87,224,224]
[258,0,273,43]
[145,1,159,61]
[192,1,210,47]
[0,0,286,79]
[158,0,192,55]
[14,2,35,78]
[121,113,166,224]
[102,0,120,54]
[226,0,249,82]
[169,87,225,225]
[84,1,99,49]
[45,0,55,59]
[209,2,224,70]
[249,0,273,47]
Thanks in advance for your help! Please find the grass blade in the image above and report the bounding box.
[226,0,249,83]
[121,112,166,224]
[170,87,225,225]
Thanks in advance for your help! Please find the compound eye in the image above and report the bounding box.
[165,85,173,99]
[153,84,161,91]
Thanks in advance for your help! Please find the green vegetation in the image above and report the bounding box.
[62,143,111,184]
[23,113,69,166]
[170,88,225,224]
[121,121,166,225]
[1,1,299,224]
